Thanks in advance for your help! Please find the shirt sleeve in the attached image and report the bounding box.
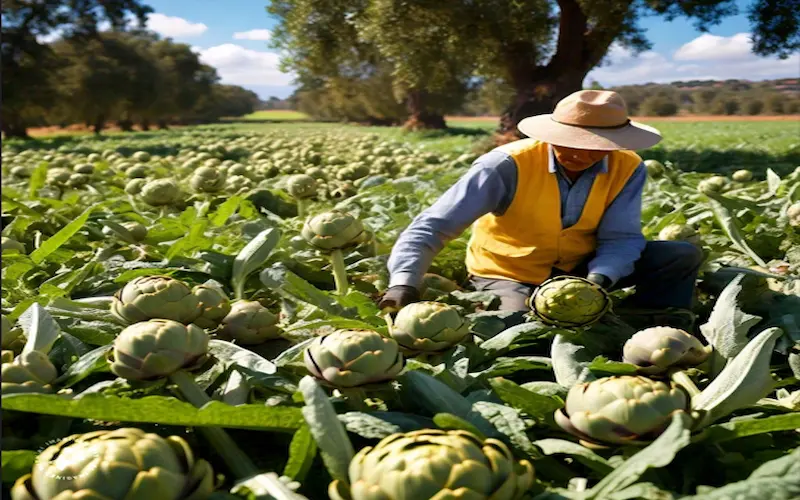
[387,151,517,288]
[587,163,647,285]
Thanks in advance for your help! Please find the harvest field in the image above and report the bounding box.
[1,120,799,500]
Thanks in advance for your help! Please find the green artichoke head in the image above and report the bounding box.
[329,429,534,500]
[46,168,72,185]
[657,224,701,246]
[191,285,232,330]
[11,427,214,500]
[2,237,26,254]
[304,329,404,388]
[531,276,611,327]
[133,150,151,162]
[218,300,281,345]
[643,159,665,177]
[287,174,317,199]
[732,169,753,182]
[390,302,471,354]
[623,327,710,374]
[190,166,226,193]
[2,351,58,395]
[301,210,370,251]
[419,273,459,300]
[698,176,727,194]
[111,275,202,324]
[2,315,26,353]
[554,375,689,446]
[125,178,147,195]
[111,319,210,381]
[788,202,800,227]
[140,179,179,206]
[102,221,148,243]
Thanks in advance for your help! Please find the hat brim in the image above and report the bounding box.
[517,114,662,151]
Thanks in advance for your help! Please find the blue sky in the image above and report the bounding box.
[140,0,799,99]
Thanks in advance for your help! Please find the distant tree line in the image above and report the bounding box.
[268,0,798,132]
[454,78,800,117]
[2,0,261,138]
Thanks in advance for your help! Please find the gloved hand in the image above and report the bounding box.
[586,273,612,289]
[378,285,420,312]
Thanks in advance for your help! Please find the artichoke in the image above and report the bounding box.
[732,169,753,182]
[419,273,459,300]
[190,166,226,193]
[140,178,179,206]
[623,327,710,374]
[698,176,727,194]
[11,427,214,500]
[1,315,25,353]
[530,276,611,327]
[218,300,281,345]
[102,221,148,243]
[301,210,370,251]
[390,302,471,354]
[133,150,152,162]
[2,351,58,394]
[2,236,26,254]
[643,159,665,177]
[304,329,404,388]
[110,319,209,381]
[554,376,689,446]
[112,276,202,324]
[125,178,147,195]
[191,285,232,330]
[329,429,534,500]
[46,168,72,186]
[657,223,702,246]
[286,174,317,199]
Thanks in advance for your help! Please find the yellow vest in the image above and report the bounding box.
[465,139,642,284]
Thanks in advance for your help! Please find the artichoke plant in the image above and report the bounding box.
[390,302,471,354]
[191,285,232,330]
[554,376,689,446]
[140,178,179,206]
[125,178,147,195]
[643,159,665,177]
[110,319,209,381]
[302,210,372,294]
[111,275,202,324]
[623,327,710,374]
[788,202,800,227]
[658,224,702,246]
[2,351,58,394]
[732,169,753,182]
[2,314,25,353]
[304,329,403,388]
[419,273,459,300]
[11,427,214,500]
[287,174,317,217]
[218,300,282,345]
[530,276,611,328]
[329,429,534,500]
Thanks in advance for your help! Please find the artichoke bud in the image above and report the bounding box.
[304,329,404,388]
[658,224,701,246]
[191,285,232,330]
[732,169,753,182]
[554,375,689,446]
[788,202,800,227]
[530,276,611,328]
[111,319,210,381]
[329,429,534,500]
[1,350,14,364]
[111,275,202,324]
[301,210,370,251]
[218,300,281,345]
[11,427,214,500]
[2,314,26,353]
[2,351,58,395]
[644,159,665,177]
[124,178,146,195]
[190,166,226,193]
[420,273,459,300]
[623,327,709,374]
[287,174,317,199]
[390,301,471,354]
[140,178,179,206]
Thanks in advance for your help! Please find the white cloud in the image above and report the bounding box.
[146,13,208,38]
[233,29,272,41]
[587,33,800,86]
[199,44,294,86]
[674,33,752,61]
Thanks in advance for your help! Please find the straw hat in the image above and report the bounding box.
[517,90,662,151]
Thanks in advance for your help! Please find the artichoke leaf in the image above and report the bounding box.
[551,334,597,389]
[17,303,60,355]
[692,327,782,428]
[232,227,281,299]
[699,274,762,360]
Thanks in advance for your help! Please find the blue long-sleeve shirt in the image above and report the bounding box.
[387,145,647,289]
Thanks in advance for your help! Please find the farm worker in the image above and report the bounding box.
[379,90,703,330]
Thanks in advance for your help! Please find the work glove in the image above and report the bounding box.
[586,273,612,290]
[378,285,420,312]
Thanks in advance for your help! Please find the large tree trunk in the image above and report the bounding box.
[118,119,134,132]
[403,91,446,130]
[92,115,105,135]
[157,119,169,130]
[1,116,30,139]
[140,119,150,131]
[498,69,587,137]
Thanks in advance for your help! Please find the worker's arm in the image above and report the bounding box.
[381,151,517,308]
[587,163,648,286]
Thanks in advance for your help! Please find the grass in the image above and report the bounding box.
[237,110,310,121]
